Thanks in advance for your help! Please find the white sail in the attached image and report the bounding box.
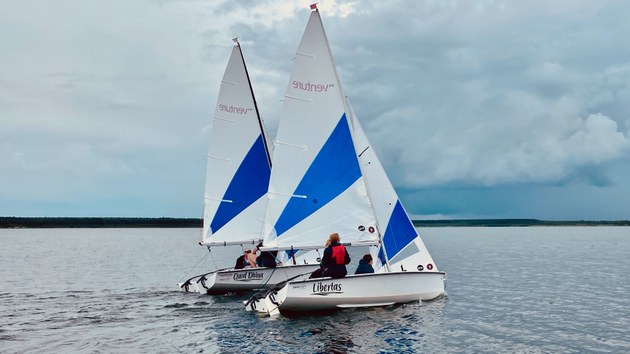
[244,6,445,315]
[201,42,272,246]
[262,11,378,250]
[347,99,438,272]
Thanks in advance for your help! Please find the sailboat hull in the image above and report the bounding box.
[245,271,446,315]
[197,264,320,294]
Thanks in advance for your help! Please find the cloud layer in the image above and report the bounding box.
[1,0,629,218]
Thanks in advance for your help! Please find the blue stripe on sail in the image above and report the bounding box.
[382,200,418,260]
[377,247,386,265]
[274,114,361,237]
[285,249,298,259]
[210,135,270,234]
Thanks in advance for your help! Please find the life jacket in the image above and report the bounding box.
[331,244,346,265]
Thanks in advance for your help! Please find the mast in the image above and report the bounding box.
[311,5,391,267]
[235,38,272,169]
[261,4,378,249]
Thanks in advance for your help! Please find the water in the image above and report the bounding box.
[1,227,629,353]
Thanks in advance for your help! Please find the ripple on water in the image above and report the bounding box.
[1,227,629,353]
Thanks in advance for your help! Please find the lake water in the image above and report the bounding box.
[1,227,629,353]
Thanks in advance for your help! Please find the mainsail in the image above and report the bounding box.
[263,8,438,272]
[262,10,378,249]
[201,41,272,246]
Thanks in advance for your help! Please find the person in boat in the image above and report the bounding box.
[235,249,257,269]
[255,242,278,268]
[355,254,374,274]
[234,252,247,269]
[320,233,351,278]
[245,248,258,267]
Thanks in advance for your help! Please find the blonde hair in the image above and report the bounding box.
[325,233,340,247]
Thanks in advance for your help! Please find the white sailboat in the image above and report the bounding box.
[179,39,319,294]
[245,6,446,315]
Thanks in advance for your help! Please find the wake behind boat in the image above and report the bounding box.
[245,5,446,315]
[178,39,318,295]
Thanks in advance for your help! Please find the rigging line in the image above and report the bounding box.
[256,266,278,290]
[178,251,210,282]
[236,40,272,169]
[209,247,219,270]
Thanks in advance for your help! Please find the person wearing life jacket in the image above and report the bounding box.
[320,233,351,279]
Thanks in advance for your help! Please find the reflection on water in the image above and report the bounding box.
[1,227,629,353]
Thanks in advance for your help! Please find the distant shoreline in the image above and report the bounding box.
[1,217,629,229]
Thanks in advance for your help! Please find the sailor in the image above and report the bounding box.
[245,249,258,268]
[255,242,278,268]
[320,233,351,278]
[235,249,257,269]
[354,254,374,274]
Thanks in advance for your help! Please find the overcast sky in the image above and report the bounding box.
[2,0,629,220]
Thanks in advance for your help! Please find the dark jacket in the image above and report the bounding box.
[355,258,374,274]
[234,255,247,269]
[256,251,277,268]
[321,242,351,278]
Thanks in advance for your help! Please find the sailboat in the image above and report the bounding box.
[178,39,319,294]
[245,5,446,315]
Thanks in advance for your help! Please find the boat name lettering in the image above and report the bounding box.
[312,281,342,294]
[233,271,264,281]
[292,80,332,92]
[219,104,252,115]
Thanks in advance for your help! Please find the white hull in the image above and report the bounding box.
[245,271,446,315]
[178,280,202,293]
[180,264,320,294]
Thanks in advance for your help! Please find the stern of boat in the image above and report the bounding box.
[244,285,288,317]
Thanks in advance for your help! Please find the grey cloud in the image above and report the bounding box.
[2,0,630,218]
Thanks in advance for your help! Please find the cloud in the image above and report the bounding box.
[306,0,630,189]
[1,0,630,218]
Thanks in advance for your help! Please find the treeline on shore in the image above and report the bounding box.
[412,219,630,227]
[1,217,629,229]
[0,217,201,228]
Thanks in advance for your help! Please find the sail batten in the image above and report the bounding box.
[284,95,313,102]
[212,116,236,123]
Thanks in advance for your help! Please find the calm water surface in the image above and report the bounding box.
[1,227,629,353]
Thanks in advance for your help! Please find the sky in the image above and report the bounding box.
[1,0,629,220]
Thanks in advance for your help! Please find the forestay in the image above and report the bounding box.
[262,11,378,250]
[201,42,272,246]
